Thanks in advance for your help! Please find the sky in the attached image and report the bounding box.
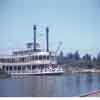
[0,0,100,57]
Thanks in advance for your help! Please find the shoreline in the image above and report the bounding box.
[64,68,100,73]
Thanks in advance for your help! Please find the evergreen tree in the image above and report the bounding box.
[96,51,100,66]
[59,51,64,58]
[82,53,91,61]
[58,51,64,64]
[97,52,100,62]
[92,57,97,62]
[67,52,73,59]
[74,51,80,60]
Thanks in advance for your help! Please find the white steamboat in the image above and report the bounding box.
[0,25,64,75]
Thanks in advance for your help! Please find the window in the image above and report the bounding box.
[11,58,15,63]
[39,55,42,60]
[0,59,5,63]
[32,65,36,69]
[14,66,17,70]
[6,66,8,71]
[34,56,38,60]
[47,56,49,60]
[20,57,25,62]
[22,66,26,70]
[32,56,34,60]
[43,56,46,59]
[18,66,21,70]
[10,66,12,71]
[27,65,31,70]
[6,59,10,63]
[2,66,5,70]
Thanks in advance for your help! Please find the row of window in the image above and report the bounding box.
[2,64,52,71]
[0,55,53,63]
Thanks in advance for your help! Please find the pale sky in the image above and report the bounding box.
[0,0,100,56]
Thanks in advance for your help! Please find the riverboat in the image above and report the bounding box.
[0,25,64,75]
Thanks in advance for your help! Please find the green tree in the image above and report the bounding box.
[82,54,91,61]
[74,51,80,60]
[97,52,100,62]
[67,52,73,59]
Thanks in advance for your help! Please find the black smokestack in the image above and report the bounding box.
[33,25,36,51]
[46,27,49,52]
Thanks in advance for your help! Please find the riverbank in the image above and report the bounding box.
[64,67,100,73]
[0,69,10,79]
[80,90,100,97]
[0,74,10,79]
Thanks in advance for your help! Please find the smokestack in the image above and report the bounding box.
[33,25,36,51]
[46,27,49,52]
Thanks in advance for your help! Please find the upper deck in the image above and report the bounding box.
[0,25,56,65]
[0,50,56,64]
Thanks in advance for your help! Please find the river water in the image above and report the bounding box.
[0,73,100,97]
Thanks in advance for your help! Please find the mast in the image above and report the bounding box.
[33,25,36,51]
[46,27,49,52]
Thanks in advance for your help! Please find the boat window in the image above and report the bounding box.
[6,66,8,71]
[0,58,5,63]
[22,66,25,70]
[20,57,25,62]
[11,58,15,63]
[18,66,21,70]
[10,66,12,71]
[2,59,5,63]
[43,56,46,59]
[14,66,17,70]
[32,65,36,69]
[7,58,11,63]
[47,56,49,60]
[27,65,31,69]
[32,56,34,60]
[2,66,5,70]
[29,56,32,61]
[6,59,9,63]
[7,59,9,63]
[34,56,38,60]
[39,55,42,60]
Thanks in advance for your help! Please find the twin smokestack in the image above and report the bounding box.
[33,25,49,52]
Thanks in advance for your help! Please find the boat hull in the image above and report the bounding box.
[9,71,64,76]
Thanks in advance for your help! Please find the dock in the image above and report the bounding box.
[80,90,100,97]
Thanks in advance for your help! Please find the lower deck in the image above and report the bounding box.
[1,64,64,75]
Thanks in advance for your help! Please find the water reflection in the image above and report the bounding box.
[85,73,93,92]
[0,73,100,97]
[74,73,81,95]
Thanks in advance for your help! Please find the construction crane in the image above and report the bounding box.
[55,41,62,56]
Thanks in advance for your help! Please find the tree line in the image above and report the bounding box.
[57,51,100,69]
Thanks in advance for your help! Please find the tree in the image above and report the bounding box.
[96,51,100,66]
[74,51,80,60]
[59,51,64,58]
[92,57,97,62]
[57,51,64,64]
[66,52,73,59]
[82,53,91,61]
[97,52,100,62]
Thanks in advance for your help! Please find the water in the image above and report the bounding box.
[0,73,100,97]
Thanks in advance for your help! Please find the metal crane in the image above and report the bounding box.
[55,41,62,55]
